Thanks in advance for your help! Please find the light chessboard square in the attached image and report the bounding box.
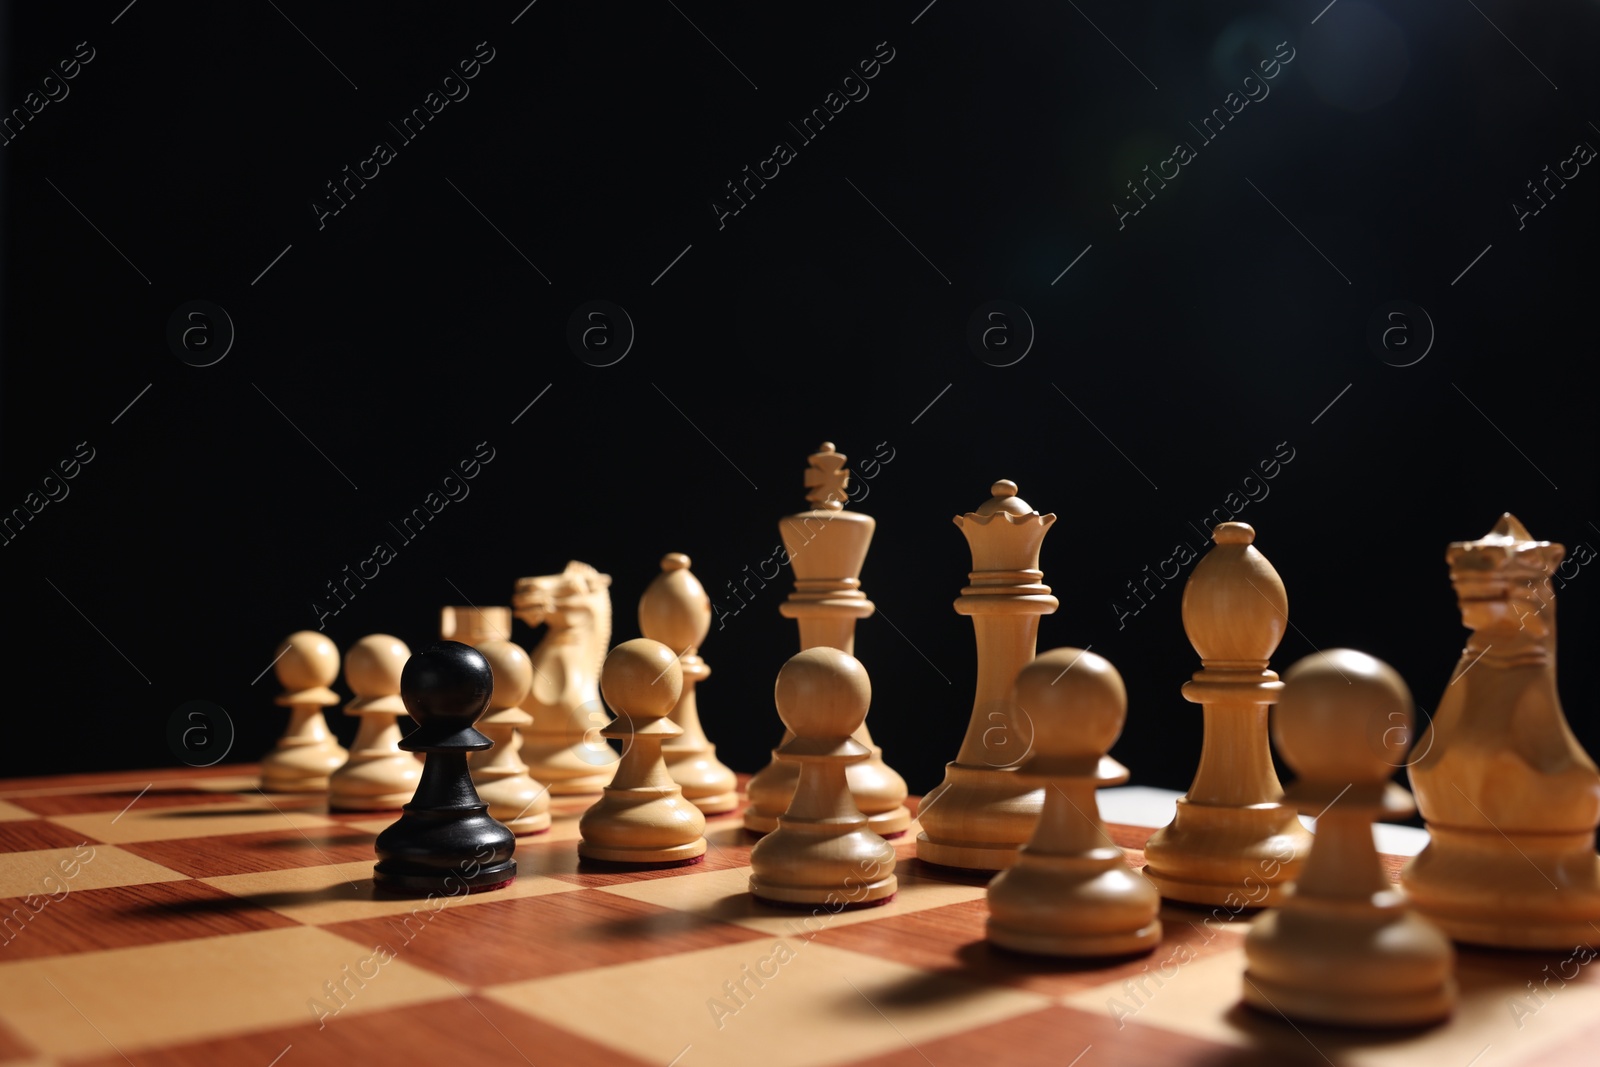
[483,938,1053,1067]
[0,926,460,1058]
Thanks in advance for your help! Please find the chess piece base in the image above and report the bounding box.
[330,755,422,812]
[664,748,739,815]
[579,782,708,861]
[748,796,897,908]
[746,807,909,837]
[986,851,1163,958]
[743,747,796,829]
[749,874,897,907]
[865,807,911,837]
[846,748,911,828]
[912,763,1041,872]
[260,774,332,794]
[578,839,707,865]
[373,860,516,895]
[664,749,739,815]
[987,917,1161,958]
[744,753,911,835]
[261,741,346,794]
[685,790,740,816]
[546,777,612,795]
[372,785,517,897]
[1243,897,1455,1027]
[1242,973,1455,1029]
[1141,796,1309,907]
[521,739,618,795]
[913,838,1020,872]
[473,776,552,837]
[1402,826,1600,948]
[499,813,552,835]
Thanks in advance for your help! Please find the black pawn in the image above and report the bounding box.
[374,642,516,894]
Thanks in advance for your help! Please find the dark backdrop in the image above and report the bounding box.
[2,1,1596,797]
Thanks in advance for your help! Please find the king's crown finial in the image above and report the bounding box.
[804,442,850,511]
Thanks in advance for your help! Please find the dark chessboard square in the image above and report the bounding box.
[519,826,753,888]
[0,1014,32,1062]
[69,991,655,1067]
[835,1003,1296,1067]
[324,886,768,987]
[0,880,299,960]
[0,819,101,853]
[12,786,263,817]
[121,826,379,878]
[811,897,1251,998]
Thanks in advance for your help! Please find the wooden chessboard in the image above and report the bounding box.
[0,766,1595,1067]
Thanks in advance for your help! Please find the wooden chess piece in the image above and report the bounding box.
[440,605,514,646]
[373,642,516,894]
[578,638,707,865]
[639,553,738,815]
[513,562,619,793]
[915,480,1058,871]
[745,443,910,837]
[330,635,421,811]
[1244,649,1456,1026]
[470,639,552,835]
[986,648,1160,956]
[1403,515,1600,947]
[261,631,348,793]
[749,647,897,907]
[1141,522,1311,906]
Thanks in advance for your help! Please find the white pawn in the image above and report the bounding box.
[471,639,552,835]
[639,553,738,815]
[986,648,1160,956]
[749,648,896,908]
[262,631,348,793]
[1243,649,1455,1027]
[578,639,707,864]
[330,635,421,811]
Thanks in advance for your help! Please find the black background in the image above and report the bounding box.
[1,1,1595,797]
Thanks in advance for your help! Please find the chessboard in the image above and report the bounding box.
[0,765,1594,1067]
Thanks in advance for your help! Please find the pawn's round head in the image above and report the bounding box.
[275,631,340,691]
[1275,649,1412,785]
[399,641,494,748]
[477,639,534,710]
[344,634,410,698]
[600,638,683,721]
[775,647,871,740]
[1013,648,1125,771]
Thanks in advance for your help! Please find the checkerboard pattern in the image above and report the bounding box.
[0,766,1594,1067]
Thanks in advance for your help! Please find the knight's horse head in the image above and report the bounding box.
[513,561,613,635]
